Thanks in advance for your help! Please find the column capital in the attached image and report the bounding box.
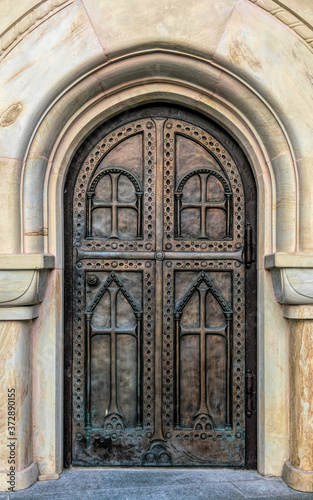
[0,254,54,320]
[265,252,313,269]
[265,253,313,307]
[266,253,313,492]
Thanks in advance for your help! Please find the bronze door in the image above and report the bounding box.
[65,107,257,467]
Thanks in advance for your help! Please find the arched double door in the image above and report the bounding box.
[64,105,257,468]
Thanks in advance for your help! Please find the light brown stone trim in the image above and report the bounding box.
[265,252,313,269]
[38,473,59,481]
[0,456,39,491]
[283,461,313,492]
[250,0,313,52]
[283,305,313,319]
[0,254,54,270]
[0,0,75,59]
[0,305,39,320]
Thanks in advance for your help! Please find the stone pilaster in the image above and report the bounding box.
[282,306,313,492]
[266,254,313,492]
[0,255,54,492]
[0,321,38,491]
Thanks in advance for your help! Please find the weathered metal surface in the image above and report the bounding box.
[76,249,244,262]
[65,107,257,468]
[245,369,257,417]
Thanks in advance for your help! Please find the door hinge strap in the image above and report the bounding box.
[245,369,257,417]
[245,223,253,268]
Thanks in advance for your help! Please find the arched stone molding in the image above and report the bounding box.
[20,50,293,482]
[0,0,313,492]
[2,1,313,60]
[0,0,74,59]
[23,51,297,258]
[1,0,313,255]
[249,0,313,53]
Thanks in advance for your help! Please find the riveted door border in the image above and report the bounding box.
[64,104,257,469]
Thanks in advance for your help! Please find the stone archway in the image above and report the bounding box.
[1,0,313,493]
[31,57,286,478]
[0,52,295,489]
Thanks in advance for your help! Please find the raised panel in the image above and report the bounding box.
[163,261,245,465]
[87,271,142,430]
[72,261,155,466]
[163,118,244,253]
[73,119,156,255]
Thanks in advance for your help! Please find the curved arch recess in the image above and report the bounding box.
[18,51,297,262]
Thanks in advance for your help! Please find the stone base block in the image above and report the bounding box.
[0,462,38,492]
[38,473,59,481]
[282,460,313,492]
[0,305,39,320]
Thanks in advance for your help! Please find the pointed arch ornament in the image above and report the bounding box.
[174,271,233,429]
[84,271,142,429]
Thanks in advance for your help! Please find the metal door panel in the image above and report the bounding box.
[65,108,256,467]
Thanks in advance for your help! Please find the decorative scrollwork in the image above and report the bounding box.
[84,271,143,429]
[175,168,232,239]
[174,272,232,428]
[87,274,98,286]
[103,413,125,432]
[71,113,248,466]
[193,414,213,432]
[163,119,244,251]
[73,119,155,252]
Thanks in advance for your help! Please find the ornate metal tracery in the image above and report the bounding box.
[86,168,143,239]
[68,111,255,468]
[174,271,233,430]
[85,272,142,430]
[175,169,232,239]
